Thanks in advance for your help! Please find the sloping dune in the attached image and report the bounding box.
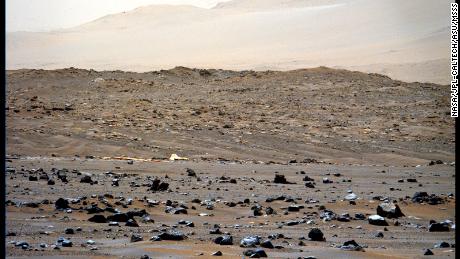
[6,0,451,84]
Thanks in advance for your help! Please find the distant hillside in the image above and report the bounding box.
[6,0,451,84]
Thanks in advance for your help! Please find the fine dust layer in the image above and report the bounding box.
[5,158,455,258]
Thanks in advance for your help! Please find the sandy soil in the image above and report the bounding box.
[5,66,456,258]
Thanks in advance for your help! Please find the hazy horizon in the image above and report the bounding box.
[6,0,231,32]
[6,0,452,84]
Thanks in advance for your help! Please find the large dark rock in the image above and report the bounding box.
[260,240,274,248]
[303,175,315,181]
[265,207,276,215]
[308,228,325,241]
[61,239,73,247]
[55,198,70,210]
[88,214,107,223]
[274,174,294,184]
[243,248,267,258]
[186,168,197,177]
[64,228,74,234]
[305,182,315,188]
[150,178,169,192]
[107,213,129,222]
[80,175,93,183]
[376,202,405,218]
[131,234,143,242]
[127,209,149,218]
[412,192,444,205]
[429,223,450,232]
[288,205,302,212]
[158,230,186,240]
[214,235,233,245]
[126,219,139,227]
[86,204,104,214]
[424,249,434,255]
[435,241,450,248]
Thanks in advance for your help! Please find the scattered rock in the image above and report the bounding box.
[240,235,261,247]
[308,228,325,241]
[412,192,444,205]
[80,175,93,184]
[214,235,233,245]
[150,178,169,192]
[243,248,268,258]
[260,240,274,248]
[434,241,450,248]
[305,182,315,188]
[377,202,404,218]
[107,213,129,222]
[429,222,450,232]
[344,193,358,201]
[368,215,389,226]
[340,240,364,251]
[186,168,197,177]
[158,230,186,240]
[131,234,143,242]
[424,249,434,255]
[165,206,187,214]
[88,215,107,223]
[322,178,333,184]
[64,228,74,234]
[61,239,73,247]
[126,219,139,227]
[274,174,294,184]
[55,198,70,210]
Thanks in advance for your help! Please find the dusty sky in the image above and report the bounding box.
[6,0,230,32]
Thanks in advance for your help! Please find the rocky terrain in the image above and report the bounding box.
[5,67,456,258]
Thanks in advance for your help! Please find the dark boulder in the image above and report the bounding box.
[126,219,139,227]
[88,214,107,223]
[429,223,450,232]
[214,235,233,245]
[186,168,197,177]
[274,174,294,184]
[80,175,93,183]
[424,249,434,255]
[260,240,274,248]
[158,230,186,240]
[243,248,267,258]
[150,178,169,192]
[107,213,129,222]
[55,198,70,210]
[308,228,325,241]
[131,234,143,242]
